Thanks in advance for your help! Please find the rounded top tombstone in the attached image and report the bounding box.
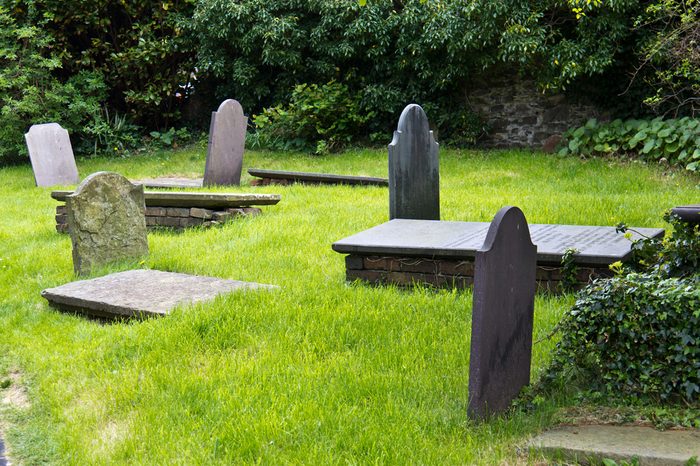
[67,171,148,275]
[388,103,440,221]
[24,122,79,187]
[203,99,248,187]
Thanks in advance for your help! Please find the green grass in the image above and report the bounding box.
[0,146,697,464]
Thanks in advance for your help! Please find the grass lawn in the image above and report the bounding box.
[0,145,697,464]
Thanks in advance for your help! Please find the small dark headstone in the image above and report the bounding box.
[671,204,700,225]
[388,104,440,220]
[67,172,148,275]
[203,99,247,186]
[468,206,537,419]
[25,123,80,187]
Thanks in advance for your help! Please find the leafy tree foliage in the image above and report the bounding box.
[0,7,105,163]
[192,0,648,139]
[9,0,196,127]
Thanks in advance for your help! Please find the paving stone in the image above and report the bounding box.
[145,207,167,217]
[53,191,280,208]
[24,123,79,187]
[529,425,700,465]
[247,168,388,186]
[388,104,440,220]
[204,99,247,186]
[212,211,232,222]
[190,208,213,219]
[166,207,190,218]
[333,219,664,267]
[41,269,277,319]
[67,172,148,275]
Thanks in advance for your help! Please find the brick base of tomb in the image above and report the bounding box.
[55,205,261,233]
[343,254,614,293]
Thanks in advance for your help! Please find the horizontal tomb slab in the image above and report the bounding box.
[333,219,664,291]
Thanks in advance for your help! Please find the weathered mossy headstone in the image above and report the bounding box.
[468,206,537,419]
[67,172,148,275]
[388,104,440,220]
[203,99,248,186]
[25,123,79,187]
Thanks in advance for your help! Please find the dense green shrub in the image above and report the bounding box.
[559,117,700,172]
[192,0,647,140]
[547,214,700,403]
[10,0,196,128]
[251,82,371,153]
[0,8,106,163]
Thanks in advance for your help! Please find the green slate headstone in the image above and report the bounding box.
[67,172,148,275]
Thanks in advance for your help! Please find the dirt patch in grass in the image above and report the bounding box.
[1,370,30,411]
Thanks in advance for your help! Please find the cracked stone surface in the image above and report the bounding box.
[67,172,148,275]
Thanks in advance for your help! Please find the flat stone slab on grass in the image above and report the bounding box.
[41,269,276,319]
[248,168,389,186]
[333,219,665,266]
[52,190,280,208]
[529,425,700,465]
[134,177,204,189]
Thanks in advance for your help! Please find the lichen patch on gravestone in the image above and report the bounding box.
[67,172,148,275]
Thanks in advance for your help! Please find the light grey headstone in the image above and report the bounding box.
[468,206,537,419]
[203,99,248,186]
[388,104,440,220]
[41,269,277,319]
[67,172,148,275]
[25,123,79,187]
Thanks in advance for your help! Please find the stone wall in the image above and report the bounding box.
[468,77,606,148]
[55,205,261,233]
[344,254,613,294]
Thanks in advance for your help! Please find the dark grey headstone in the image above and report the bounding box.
[67,172,148,275]
[53,190,280,209]
[388,104,440,220]
[468,206,537,419]
[25,123,79,187]
[671,204,700,225]
[332,219,664,266]
[247,168,389,186]
[203,99,248,186]
[41,269,277,319]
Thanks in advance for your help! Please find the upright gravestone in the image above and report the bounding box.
[203,99,248,186]
[388,104,440,220]
[25,123,79,187]
[67,172,148,275]
[468,206,537,419]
